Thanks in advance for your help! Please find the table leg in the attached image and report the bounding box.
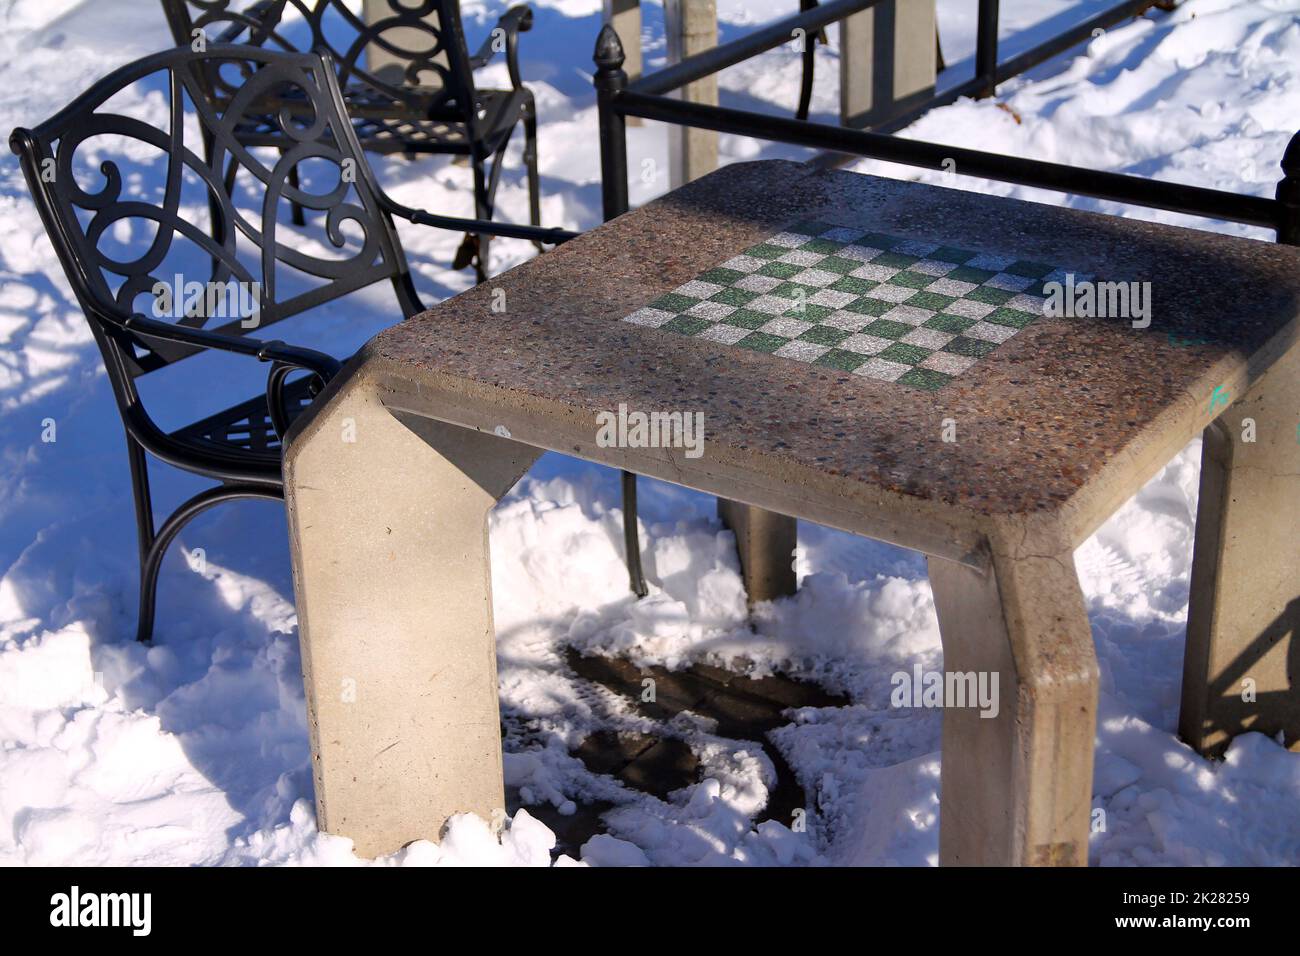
[282,366,540,858]
[1181,343,1300,757]
[926,520,1098,866]
[717,499,797,604]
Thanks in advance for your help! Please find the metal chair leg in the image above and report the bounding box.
[523,100,543,252]
[621,470,648,597]
[795,0,825,121]
[126,435,155,574]
[134,480,283,644]
[468,157,491,284]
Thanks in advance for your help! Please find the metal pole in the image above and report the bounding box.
[594,24,630,220]
[975,0,999,98]
[593,25,647,598]
[1276,130,1300,245]
[615,90,1279,228]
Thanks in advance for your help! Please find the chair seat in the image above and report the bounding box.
[170,375,316,461]
[345,86,528,158]
[229,87,528,159]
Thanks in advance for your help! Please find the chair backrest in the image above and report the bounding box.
[162,0,481,130]
[10,44,421,380]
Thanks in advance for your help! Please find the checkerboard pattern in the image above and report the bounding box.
[622,219,1086,391]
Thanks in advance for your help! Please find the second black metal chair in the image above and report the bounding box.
[161,0,545,282]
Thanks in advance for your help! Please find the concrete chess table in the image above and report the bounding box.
[283,160,1300,864]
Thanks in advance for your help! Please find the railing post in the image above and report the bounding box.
[594,25,646,597]
[664,0,719,187]
[1276,130,1300,245]
[603,0,642,124]
[594,25,630,220]
[975,0,999,98]
[839,0,937,129]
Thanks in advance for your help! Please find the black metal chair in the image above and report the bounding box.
[161,0,544,282]
[10,44,574,643]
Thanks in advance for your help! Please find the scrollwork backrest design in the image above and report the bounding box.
[299,1,475,117]
[14,44,411,376]
[166,1,479,129]
[162,0,288,53]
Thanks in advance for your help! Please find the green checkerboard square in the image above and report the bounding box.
[791,219,834,236]
[802,238,841,255]
[859,232,900,250]
[967,286,1015,306]
[624,221,1089,392]
[948,266,997,284]
[699,267,746,285]
[651,292,699,313]
[757,261,802,279]
[930,246,974,264]
[862,319,912,340]
[874,251,919,269]
[815,348,868,371]
[817,255,860,274]
[830,276,878,295]
[799,325,850,347]
[909,290,957,312]
[738,331,788,353]
[944,336,998,358]
[984,307,1038,328]
[663,315,711,336]
[924,313,976,333]
[770,281,806,299]
[898,367,952,391]
[891,271,935,290]
[1005,260,1055,279]
[843,297,893,317]
[711,287,758,306]
[785,303,835,322]
[878,342,931,366]
[723,309,772,330]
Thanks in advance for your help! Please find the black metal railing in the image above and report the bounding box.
[592,0,1300,597]
[597,8,1299,235]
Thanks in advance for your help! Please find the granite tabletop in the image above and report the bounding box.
[363,160,1300,535]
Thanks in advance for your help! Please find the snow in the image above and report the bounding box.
[1,0,1298,867]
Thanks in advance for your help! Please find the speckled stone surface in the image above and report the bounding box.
[366,160,1300,523]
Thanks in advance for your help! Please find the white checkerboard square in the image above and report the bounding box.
[865,284,916,303]
[759,317,815,338]
[840,333,893,355]
[853,357,911,382]
[774,340,830,361]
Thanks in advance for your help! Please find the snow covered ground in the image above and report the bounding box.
[1,0,1299,866]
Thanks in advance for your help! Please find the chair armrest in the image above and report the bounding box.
[379,192,579,246]
[118,310,341,381]
[118,308,340,439]
[117,310,342,440]
[212,0,283,45]
[469,4,533,91]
